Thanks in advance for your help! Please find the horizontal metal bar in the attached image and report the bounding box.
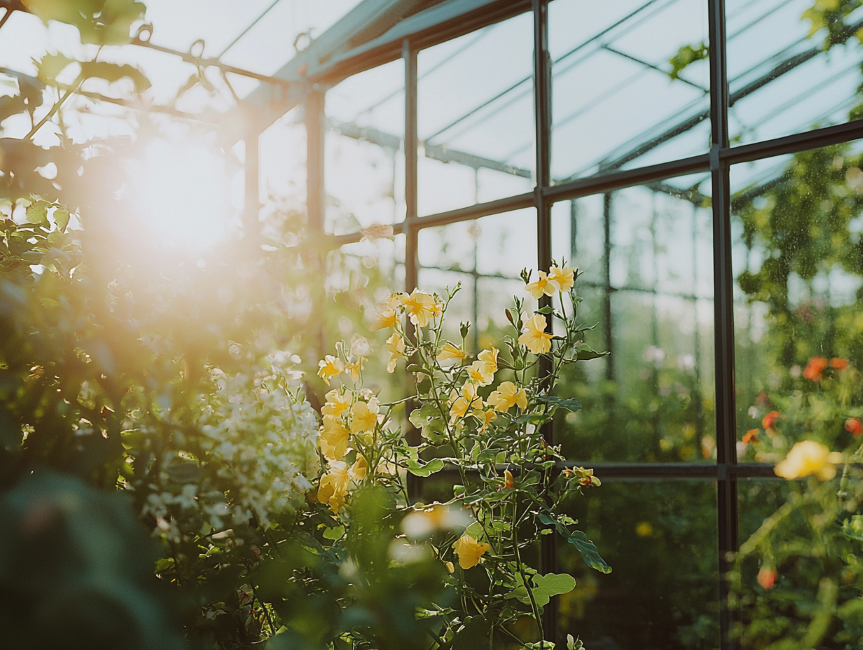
[413,191,535,226]
[722,119,863,165]
[543,154,710,202]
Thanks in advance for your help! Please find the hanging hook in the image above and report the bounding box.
[135,23,153,43]
[189,39,206,60]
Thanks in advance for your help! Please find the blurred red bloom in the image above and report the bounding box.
[830,358,849,370]
[846,418,863,437]
[742,429,759,445]
[762,411,782,430]
[757,567,777,590]
[803,357,828,381]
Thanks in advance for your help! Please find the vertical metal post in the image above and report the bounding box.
[533,0,558,645]
[602,192,614,382]
[306,89,326,234]
[244,114,260,238]
[708,1,739,648]
[403,38,421,501]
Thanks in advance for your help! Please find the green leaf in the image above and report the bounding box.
[53,208,70,232]
[322,525,344,540]
[567,530,611,574]
[26,201,49,225]
[166,460,200,483]
[509,572,576,607]
[405,458,444,477]
[79,61,150,93]
[575,345,609,361]
[537,394,582,413]
[37,53,74,84]
[451,616,490,650]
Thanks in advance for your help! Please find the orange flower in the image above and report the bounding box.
[803,356,828,381]
[846,418,863,437]
[762,411,782,430]
[742,429,758,445]
[757,567,777,590]
[830,357,849,370]
[503,469,514,489]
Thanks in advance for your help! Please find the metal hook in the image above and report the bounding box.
[189,39,206,60]
[135,23,153,43]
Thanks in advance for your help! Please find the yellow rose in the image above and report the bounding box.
[518,313,554,355]
[452,534,491,569]
[774,440,843,481]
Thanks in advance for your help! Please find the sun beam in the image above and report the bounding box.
[131,139,233,251]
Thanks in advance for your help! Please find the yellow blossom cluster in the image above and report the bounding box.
[774,440,843,481]
[525,264,575,298]
[316,387,380,512]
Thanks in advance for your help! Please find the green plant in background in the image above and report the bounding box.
[307,264,609,649]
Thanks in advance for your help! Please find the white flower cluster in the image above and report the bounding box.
[141,355,319,541]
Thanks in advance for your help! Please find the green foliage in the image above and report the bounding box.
[24,0,146,46]
[668,42,708,81]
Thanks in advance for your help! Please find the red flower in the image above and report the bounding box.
[762,411,782,431]
[803,357,828,381]
[846,418,863,437]
[757,567,777,590]
[830,358,849,370]
[742,429,758,445]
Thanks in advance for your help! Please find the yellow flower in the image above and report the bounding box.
[317,355,343,385]
[318,460,350,513]
[385,332,405,373]
[320,416,350,461]
[452,534,491,569]
[437,341,468,362]
[487,381,528,412]
[450,382,483,422]
[370,308,398,331]
[525,271,559,299]
[322,389,351,418]
[774,440,843,481]
[480,409,497,433]
[467,346,499,386]
[549,265,575,292]
[386,292,408,308]
[518,313,554,354]
[350,399,379,434]
[345,357,364,382]
[349,455,368,481]
[402,289,442,327]
[467,361,494,386]
[504,469,514,489]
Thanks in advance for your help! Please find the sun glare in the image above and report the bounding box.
[133,139,233,250]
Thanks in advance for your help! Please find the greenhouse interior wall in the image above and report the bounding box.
[3,0,863,648]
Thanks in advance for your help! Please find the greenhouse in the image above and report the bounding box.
[1,0,863,648]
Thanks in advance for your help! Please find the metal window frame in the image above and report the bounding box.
[291,1,863,648]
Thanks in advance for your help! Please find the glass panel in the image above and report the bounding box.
[259,107,307,211]
[325,60,405,235]
[418,15,535,216]
[549,0,710,181]
[552,175,715,463]
[417,209,538,348]
[731,143,863,456]
[559,480,719,649]
[727,0,863,145]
